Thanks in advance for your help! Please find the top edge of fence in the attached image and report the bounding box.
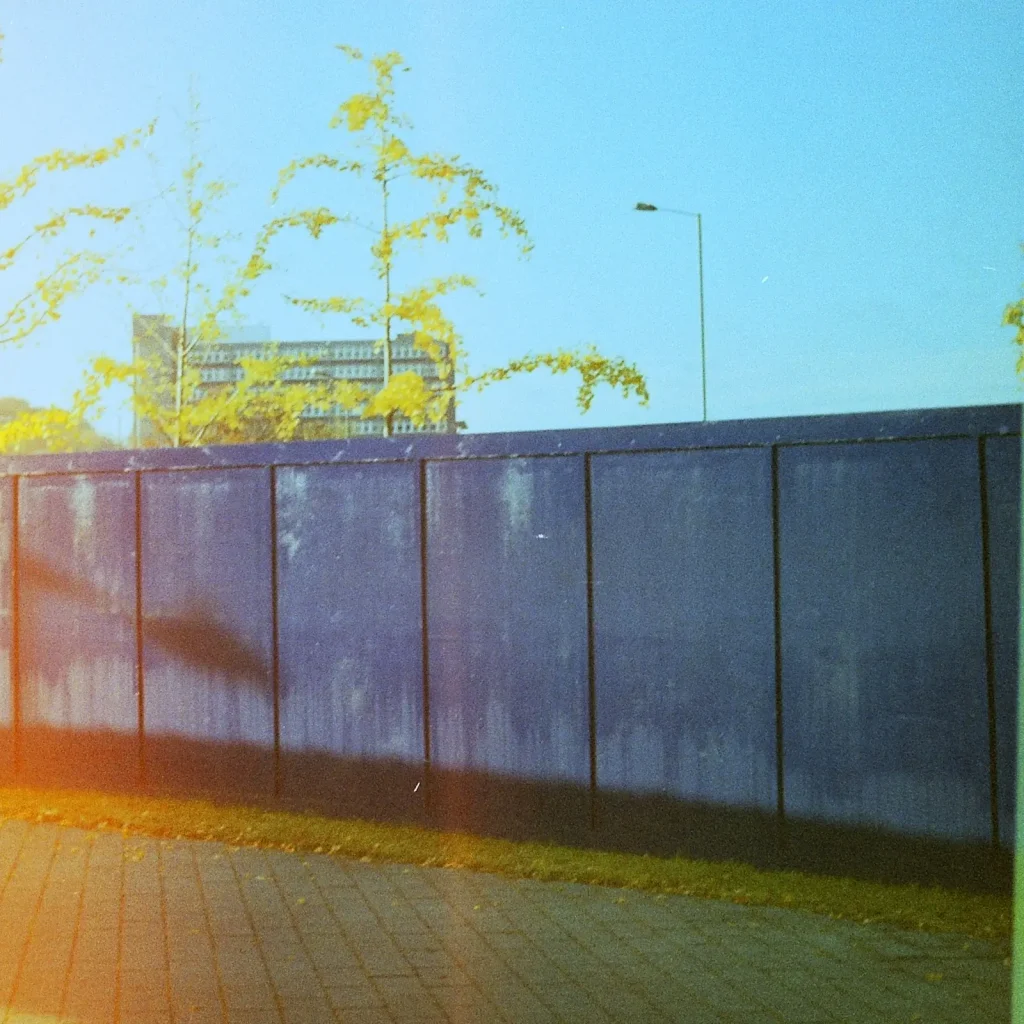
[0,403,1020,476]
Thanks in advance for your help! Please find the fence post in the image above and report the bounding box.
[978,437,1001,848]
[9,476,19,779]
[419,459,432,818]
[270,465,282,800]
[134,471,146,787]
[771,445,787,864]
[1011,427,1024,1020]
[584,453,599,831]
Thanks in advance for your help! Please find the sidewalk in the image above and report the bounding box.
[0,818,1010,1024]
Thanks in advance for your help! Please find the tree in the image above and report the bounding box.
[0,360,124,454]
[1004,243,1024,374]
[0,23,155,453]
[109,83,367,447]
[268,44,649,437]
[0,45,357,453]
[0,26,155,348]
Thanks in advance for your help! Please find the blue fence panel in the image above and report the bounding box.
[984,435,1021,849]
[0,477,11,775]
[0,402,1013,888]
[16,475,138,784]
[780,439,991,842]
[427,456,589,783]
[591,449,777,809]
[276,463,423,761]
[141,468,274,794]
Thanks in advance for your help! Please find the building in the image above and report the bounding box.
[131,314,462,445]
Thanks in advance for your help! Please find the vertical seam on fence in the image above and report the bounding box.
[419,460,432,814]
[771,446,785,834]
[269,466,281,800]
[134,471,146,786]
[978,436,1000,847]
[584,453,599,831]
[9,476,20,778]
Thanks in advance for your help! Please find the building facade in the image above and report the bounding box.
[131,314,461,446]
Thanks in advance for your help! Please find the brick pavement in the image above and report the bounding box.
[0,817,1011,1023]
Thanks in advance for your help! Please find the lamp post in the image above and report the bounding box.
[635,202,707,422]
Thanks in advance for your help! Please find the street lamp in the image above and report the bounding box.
[635,202,707,422]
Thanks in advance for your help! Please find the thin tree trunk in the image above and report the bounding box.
[381,131,393,438]
[174,166,197,448]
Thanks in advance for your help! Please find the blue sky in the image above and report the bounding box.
[0,0,1020,440]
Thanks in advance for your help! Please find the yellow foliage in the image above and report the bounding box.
[109,83,370,448]
[120,347,371,447]
[362,372,437,427]
[463,346,651,413]
[0,123,155,214]
[0,355,132,453]
[106,39,647,442]
[0,249,112,346]
[379,135,409,167]
[267,43,631,434]
[1005,245,1024,376]
[0,31,155,347]
[270,156,363,204]
[334,93,388,133]
[0,405,89,453]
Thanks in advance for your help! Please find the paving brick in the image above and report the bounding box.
[118,981,174,1016]
[222,978,280,1010]
[324,983,385,1010]
[275,997,338,1023]
[62,998,119,1024]
[217,963,274,989]
[209,918,256,937]
[121,1012,173,1024]
[226,1010,282,1024]
[311,964,368,989]
[176,1009,226,1024]
[0,967,17,1005]
[122,948,168,976]
[408,962,469,986]
[66,961,118,996]
[170,986,224,1019]
[532,985,621,1023]
[11,968,64,1010]
[10,987,64,1020]
[0,818,1012,1024]
[322,1009,392,1024]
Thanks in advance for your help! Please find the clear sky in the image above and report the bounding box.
[0,0,1021,440]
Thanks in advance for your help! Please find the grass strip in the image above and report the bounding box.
[0,785,1010,948]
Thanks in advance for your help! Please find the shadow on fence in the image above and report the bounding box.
[0,403,1020,899]
[0,726,1010,896]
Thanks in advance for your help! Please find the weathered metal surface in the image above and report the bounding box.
[0,476,11,774]
[591,449,777,810]
[0,402,1016,873]
[1,403,1018,478]
[17,475,138,733]
[140,469,274,760]
[9,474,139,786]
[427,456,589,783]
[275,463,423,760]
[779,438,991,842]
[983,434,1021,848]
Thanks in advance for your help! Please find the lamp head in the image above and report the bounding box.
[635,202,658,211]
